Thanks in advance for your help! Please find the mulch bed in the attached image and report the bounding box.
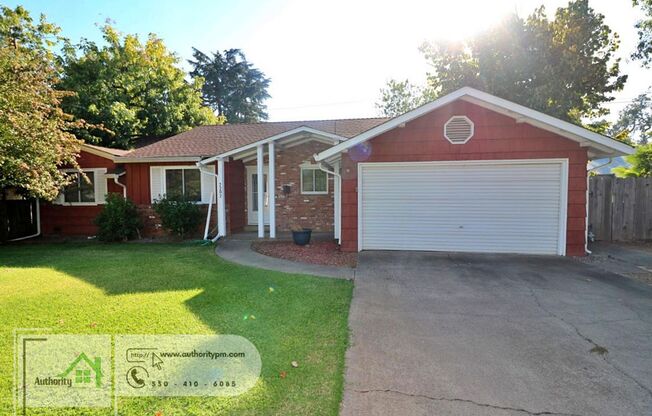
[251,240,357,268]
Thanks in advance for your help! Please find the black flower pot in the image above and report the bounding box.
[292,229,312,246]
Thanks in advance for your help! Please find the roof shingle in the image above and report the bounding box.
[124,118,389,159]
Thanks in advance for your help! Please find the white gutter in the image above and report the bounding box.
[8,198,41,242]
[106,171,127,198]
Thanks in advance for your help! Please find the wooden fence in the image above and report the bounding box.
[589,176,652,241]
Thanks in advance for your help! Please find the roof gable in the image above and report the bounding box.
[314,87,634,161]
[123,118,388,159]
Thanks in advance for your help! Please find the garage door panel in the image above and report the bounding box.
[359,161,566,255]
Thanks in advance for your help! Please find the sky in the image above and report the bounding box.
[5,0,650,122]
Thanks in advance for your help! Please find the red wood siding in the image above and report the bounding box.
[340,100,588,256]
[40,150,120,236]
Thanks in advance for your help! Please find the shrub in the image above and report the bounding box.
[153,196,202,238]
[94,193,142,241]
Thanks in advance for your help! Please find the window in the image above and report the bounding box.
[63,172,95,203]
[301,166,328,194]
[251,173,268,211]
[165,168,201,201]
[76,369,92,383]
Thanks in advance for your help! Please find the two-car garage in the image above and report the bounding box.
[358,159,568,255]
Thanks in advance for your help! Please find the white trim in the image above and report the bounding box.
[56,168,107,206]
[269,142,276,239]
[257,145,265,238]
[199,126,347,164]
[300,164,329,195]
[246,165,270,225]
[118,156,201,163]
[443,115,475,144]
[217,159,226,237]
[315,87,634,161]
[154,165,209,204]
[357,158,570,255]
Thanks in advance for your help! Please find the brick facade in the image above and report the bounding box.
[339,100,589,256]
[243,141,335,232]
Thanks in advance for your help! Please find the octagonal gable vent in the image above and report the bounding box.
[444,116,474,144]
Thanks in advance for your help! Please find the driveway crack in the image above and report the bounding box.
[527,287,652,397]
[354,388,583,416]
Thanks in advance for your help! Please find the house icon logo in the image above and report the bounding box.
[57,352,103,388]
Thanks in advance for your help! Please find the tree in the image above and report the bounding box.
[0,6,90,242]
[0,6,85,201]
[632,0,652,66]
[610,91,652,144]
[376,79,434,117]
[60,26,219,149]
[378,0,626,124]
[189,48,271,123]
[612,144,652,177]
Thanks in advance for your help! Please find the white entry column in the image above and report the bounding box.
[256,144,265,238]
[268,141,276,238]
[217,158,226,237]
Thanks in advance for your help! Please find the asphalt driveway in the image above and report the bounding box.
[342,251,652,416]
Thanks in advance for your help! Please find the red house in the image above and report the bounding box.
[40,88,632,256]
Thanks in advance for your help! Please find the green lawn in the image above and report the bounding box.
[0,243,353,415]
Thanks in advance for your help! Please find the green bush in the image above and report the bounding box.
[153,196,202,238]
[94,193,142,241]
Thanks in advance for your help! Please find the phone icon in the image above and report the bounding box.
[126,366,148,389]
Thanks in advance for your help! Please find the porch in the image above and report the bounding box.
[200,127,344,242]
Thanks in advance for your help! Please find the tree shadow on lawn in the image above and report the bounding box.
[0,242,352,415]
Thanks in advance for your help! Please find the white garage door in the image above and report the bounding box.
[358,159,568,255]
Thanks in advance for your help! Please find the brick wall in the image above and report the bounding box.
[244,141,335,232]
[340,100,588,256]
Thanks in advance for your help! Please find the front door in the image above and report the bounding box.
[247,166,270,225]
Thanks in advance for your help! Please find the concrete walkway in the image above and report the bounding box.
[215,238,355,279]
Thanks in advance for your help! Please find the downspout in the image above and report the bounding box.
[113,171,127,198]
[196,163,222,242]
[8,198,41,242]
[318,161,342,244]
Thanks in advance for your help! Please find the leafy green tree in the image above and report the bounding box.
[376,79,434,117]
[633,0,652,66]
[378,0,626,124]
[60,26,219,149]
[610,91,651,144]
[612,144,652,177]
[189,48,271,123]
[0,6,85,202]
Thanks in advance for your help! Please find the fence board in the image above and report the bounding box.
[589,176,652,242]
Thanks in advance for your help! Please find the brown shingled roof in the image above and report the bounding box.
[124,118,389,159]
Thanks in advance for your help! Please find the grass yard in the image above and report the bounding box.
[0,243,353,415]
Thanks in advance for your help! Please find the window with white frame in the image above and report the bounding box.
[63,171,96,203]
[301,166,328,194]
[164,168,201,201]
